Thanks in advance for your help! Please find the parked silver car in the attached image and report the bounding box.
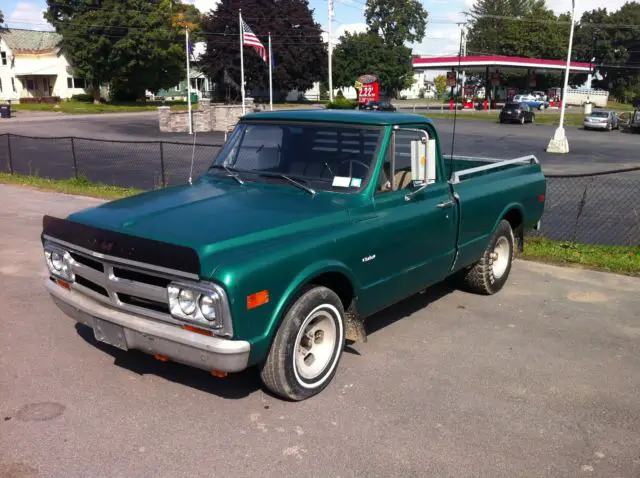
[583,110,620,131]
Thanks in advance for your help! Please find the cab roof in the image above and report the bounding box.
[241,108,434,127]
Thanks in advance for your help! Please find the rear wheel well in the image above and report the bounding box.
[502,208,524,252]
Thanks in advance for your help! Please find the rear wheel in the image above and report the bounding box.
[530,114,535,124]
[457,220,515,295]
[259,286,345,401]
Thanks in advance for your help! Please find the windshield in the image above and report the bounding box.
[504,103,521,109]
[208,122,383,193]
[590,112,609,118]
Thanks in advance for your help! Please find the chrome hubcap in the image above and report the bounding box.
[491,237,510,279]
[294,309,337,381]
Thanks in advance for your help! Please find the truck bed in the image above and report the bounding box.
[443,154,546,271]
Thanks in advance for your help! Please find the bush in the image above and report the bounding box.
[325,98,356,109]
[71,93,93,102]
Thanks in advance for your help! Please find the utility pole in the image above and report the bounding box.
[460,25,467,93]
[328,0,334,102]
[185,26,193,135]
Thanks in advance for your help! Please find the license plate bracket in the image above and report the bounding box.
[93,318,128,351]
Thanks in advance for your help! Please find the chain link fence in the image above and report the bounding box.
[1,133,638,246]
[1,133,222,190]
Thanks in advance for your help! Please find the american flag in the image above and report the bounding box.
[242,19,267,63]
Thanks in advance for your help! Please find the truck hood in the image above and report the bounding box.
[67,178,351,274]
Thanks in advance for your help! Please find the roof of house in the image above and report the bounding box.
[0,28,62,54]
[242,109,434,126]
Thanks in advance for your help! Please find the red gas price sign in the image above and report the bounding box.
[356,74,380,104]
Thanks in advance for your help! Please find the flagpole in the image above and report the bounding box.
[239,9,246,115]
[185,26,193,134]
[268,33,273,111]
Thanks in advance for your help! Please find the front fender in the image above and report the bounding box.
[269,260,361,333]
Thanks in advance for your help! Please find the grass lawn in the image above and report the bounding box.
[10,100,198,114]
[0,173,144,200]
[522,236,639,277]
[1,172,637,277]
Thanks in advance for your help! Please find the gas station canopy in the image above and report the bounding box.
[412,55,592,74]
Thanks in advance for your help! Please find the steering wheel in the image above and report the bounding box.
[337,159,370,178]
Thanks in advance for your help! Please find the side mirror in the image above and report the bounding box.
[405,139,437,201]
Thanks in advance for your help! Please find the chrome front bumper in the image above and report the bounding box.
[46,280,250,373]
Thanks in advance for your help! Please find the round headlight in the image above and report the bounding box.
[178,289,197,315]
[199,295,217,321]
[51,251,64,271]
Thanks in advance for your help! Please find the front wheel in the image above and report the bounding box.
[259,286,345,401]
[457,219,515,295]
[519,116,525,125]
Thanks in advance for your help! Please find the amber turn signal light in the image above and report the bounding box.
[56,278,71,290]
[211,369,228,378]
[154,353,169,362]
[247,290,269,310]
[183,324,214,337]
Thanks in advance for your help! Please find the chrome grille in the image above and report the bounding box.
[66,248,180,324]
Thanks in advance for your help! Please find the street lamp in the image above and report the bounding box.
[547,0,578,154]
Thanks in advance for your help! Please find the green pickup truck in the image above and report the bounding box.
[41,110,546,401]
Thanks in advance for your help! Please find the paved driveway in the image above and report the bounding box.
[1,185,639,477]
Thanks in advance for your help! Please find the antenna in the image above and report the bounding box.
[449,22,465,180]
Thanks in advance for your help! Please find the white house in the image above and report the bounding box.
[0,28,89,102]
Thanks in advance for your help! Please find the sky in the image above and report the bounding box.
[1,0,632,56]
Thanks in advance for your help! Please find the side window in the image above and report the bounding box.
[377,129,426,193]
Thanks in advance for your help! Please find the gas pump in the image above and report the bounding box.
[463,85,476,109]
[548,87,561,108]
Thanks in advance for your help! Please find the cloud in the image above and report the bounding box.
[335,23,368,37]
[185,0,221,14]
[551,0,628,16]
[7,2,52,29]
[322,23,368,45]
[463,0,629,16]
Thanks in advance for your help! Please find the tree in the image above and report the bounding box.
[45,0,188,103]
[0,10,4,24]
[573,2,640,102]
[434,74,447,97]
[201,0,326,102]
[364,0,428,47]
[332,32,413,97]
[467,0,568,58]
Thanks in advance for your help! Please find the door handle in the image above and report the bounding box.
[437,200,454,209]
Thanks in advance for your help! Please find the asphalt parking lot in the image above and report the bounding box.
[1,184,639,477]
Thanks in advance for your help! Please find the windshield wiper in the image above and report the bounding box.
[256,172,316,196]
[209,164,244,185]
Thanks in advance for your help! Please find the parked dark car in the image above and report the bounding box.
[360,99,397,112]
[499,102,535,124]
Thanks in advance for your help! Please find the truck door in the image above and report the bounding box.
[369,127,458,304]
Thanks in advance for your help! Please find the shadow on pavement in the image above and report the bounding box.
[365,279,457,336]
[74,323,261,399]
[73,279,456,399]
